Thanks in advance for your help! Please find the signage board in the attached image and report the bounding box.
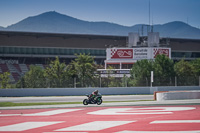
[107,47,171,60]
[133,48,151,59]
[108,48,133,59]
[153,48,170,58]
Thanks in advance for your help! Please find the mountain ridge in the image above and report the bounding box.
[1,11,200,39]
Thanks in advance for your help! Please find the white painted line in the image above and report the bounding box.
[0,114,21,116]
[151,120,200,124]
[0,122,63,131]
[88,107,195,115]
[115,131,200,133]
[87,108,172,115]
[56,121,135,131]
[24,109,82,116]
[43,132,88,133]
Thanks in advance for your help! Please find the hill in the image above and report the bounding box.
[2,11,200,39]
[0,26,5,30]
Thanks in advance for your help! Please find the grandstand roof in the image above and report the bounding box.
[0,31,126,49]
[0,30,200,52]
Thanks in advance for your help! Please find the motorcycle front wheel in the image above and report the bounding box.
[83,99,88,105]
[96,98,102,105]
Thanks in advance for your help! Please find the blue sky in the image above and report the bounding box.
[0,0,200,28]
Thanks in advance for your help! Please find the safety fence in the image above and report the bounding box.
[57,76,200,88]
[5,75,200,89]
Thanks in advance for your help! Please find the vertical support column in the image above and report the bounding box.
[151,71,153,87]
[99,75,101,88]
[199,76,200,86]
[175,76,177,87]
[74,77,76,88]
[126,76,128,87]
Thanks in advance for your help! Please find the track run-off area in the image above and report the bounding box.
[0,105,200,133]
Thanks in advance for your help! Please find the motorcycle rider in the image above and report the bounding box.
[89,90,100,103]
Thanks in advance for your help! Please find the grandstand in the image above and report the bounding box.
[0,30,200,82]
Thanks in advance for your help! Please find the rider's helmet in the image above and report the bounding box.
[94,90,98,95]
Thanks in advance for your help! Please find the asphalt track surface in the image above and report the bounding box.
[0,96,200,133]
[0,95,153,103]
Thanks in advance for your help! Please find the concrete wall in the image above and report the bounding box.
[0,86,200,97]
[0,87,150,97]
[156,90,200,101]
[150,86,200,95]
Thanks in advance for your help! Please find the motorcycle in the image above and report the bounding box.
[83,94,103,105]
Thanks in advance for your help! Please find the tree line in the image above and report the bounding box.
[0,54,200,88]
[131,55,200,86]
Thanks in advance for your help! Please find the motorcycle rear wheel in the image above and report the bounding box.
[83,99,88,105]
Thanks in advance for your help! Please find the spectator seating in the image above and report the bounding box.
[0,64,9,73]
[19,64,29,74]
[0,64,46,83]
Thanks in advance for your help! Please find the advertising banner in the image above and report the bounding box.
[107,47,171,60]
[109,48,133,59]
[153,48,171,58]
[133,48,151,59]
